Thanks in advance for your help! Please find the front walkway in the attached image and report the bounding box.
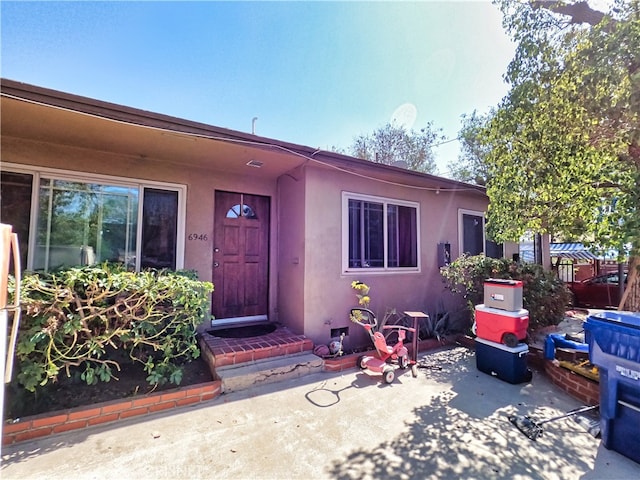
[2,346,639,480]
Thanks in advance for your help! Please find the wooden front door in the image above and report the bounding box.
[212,191,270,322]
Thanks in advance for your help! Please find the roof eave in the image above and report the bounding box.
[1,78,485,194]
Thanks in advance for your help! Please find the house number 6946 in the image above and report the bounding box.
[188,233,208,241]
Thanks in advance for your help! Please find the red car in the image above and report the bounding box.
[568,272,627,309]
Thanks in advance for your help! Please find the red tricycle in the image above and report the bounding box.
[350,308,419,383]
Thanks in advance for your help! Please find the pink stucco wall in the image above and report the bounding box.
[276,164,490,349]
[2,84,499,349]
[1,135,284,324]
[276,166,306,334]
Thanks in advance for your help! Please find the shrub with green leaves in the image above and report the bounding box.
[15,263,213,392]
[440,254,571,333]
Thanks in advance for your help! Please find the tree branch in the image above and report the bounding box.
[531,1,608,26]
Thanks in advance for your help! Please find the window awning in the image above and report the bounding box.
[549,243,599,261]
[519,242,620,263]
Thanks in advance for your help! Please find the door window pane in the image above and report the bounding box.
[226,204,257,219]
[141,188,178,269]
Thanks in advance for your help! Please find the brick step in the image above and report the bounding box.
[217,352,324,393]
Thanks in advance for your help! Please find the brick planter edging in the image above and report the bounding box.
[2,380,222,446]
[543,359,600,405]
[5,336,453,446]
[4,335,599,446]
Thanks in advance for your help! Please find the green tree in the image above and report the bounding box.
[449,110,494,185]
[349,122,443,173]
[483,0,640,310]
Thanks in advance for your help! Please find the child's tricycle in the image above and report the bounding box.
[350,308,419,383]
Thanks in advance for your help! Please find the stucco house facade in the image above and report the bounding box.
[1,79,510,349]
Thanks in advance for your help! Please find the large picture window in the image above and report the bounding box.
[0,165,185,272]
[344,193,418,271]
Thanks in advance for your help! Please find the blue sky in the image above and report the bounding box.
[1,1,516,175]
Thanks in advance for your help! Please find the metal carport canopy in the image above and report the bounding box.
[550,243,599,260]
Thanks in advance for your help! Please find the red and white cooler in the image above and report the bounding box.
[474,304,529,347]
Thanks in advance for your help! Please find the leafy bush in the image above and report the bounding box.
[15,263,213,392]
[440,254,571,333]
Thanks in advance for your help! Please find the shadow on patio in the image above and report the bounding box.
[2,346,639,480]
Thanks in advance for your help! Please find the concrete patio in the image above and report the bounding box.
[2,346,639,480]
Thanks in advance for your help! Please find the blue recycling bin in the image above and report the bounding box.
[584,311,640,464]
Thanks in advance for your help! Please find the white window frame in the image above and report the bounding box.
[2,162,186,271]
[458,208,487,257]
[342,191,420,274]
